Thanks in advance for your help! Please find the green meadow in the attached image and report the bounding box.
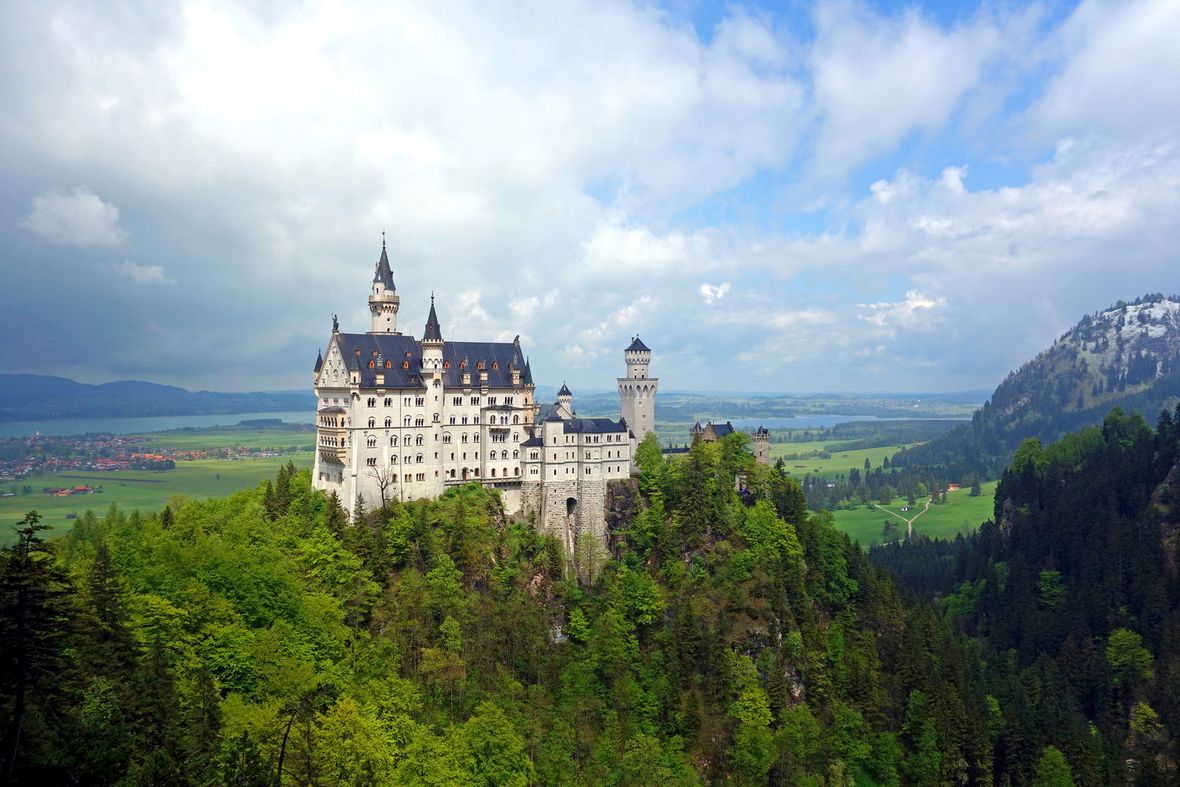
[831,480,999,547]
[0,456,311,540]
[133,426,315,452]
[772,440,917,479]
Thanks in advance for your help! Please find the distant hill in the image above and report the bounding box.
[0,374,312,422]
[894,293,1180,478]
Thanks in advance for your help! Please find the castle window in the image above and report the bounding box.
[449,469,455,478]
[491,469,496,477]
[488,451,494,460]
[470,396,479,405]
[476,361,484,370]
[384,417,392,428]
[450,416,456,425]
[513,450,519,459]
[415,417,424,426]
[390,436,397,446]
[367,398,376,407]
[473,416,480,424]
[366,457,376,466]
[416,397,425,406]
[385,360,392,368]
[404,416,411,427]
[514,467,520,476]
[512,433,518,442]
[433,413,440,423]
[443,434,452,444]
[505,396,513,405]
[390,455,397,464]
[462,416,468,425]
[452,396,462,406]
[416,454,423,464]
[368,360,375,368]
[473,433,479,443]
[488,396,497,406]
[461,434,468,443]
[492,362,498,370]
[384,397,393,407]
[513,415,519,424]
[417,473,425,481]
[367,417,376,428]
[403,361,410,369]
[501,450,509,459]
[367,437,377,448]
[415,435,424,446]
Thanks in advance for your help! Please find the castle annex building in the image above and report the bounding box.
[312,242,658,551]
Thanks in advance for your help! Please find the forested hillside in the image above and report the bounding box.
[877,406,1180,783]
[2,423,1177,784]
[894,294,1180,479]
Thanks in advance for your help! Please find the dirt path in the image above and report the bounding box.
[872,499,930,539]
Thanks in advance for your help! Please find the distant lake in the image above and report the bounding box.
[0,410,314,438]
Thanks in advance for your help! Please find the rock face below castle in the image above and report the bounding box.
[311,241,657,555]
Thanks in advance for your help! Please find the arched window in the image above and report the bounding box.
[461,434,469,443]
[512,450,519,459]
[443,433,452,444]
[403,416,411,427]
[415,435,424,446]
[462,416,468,425]
[501,450,508,460]
[384,417,392,428]
[489,451,495,460]
[415,417,424,427]
[367,398,376,407]
[512,433,518,442]
[390,455,397,464]
[513,415,519,424]
[450,416,456,425]
[367,417,375,428]
[433,413,440,423]
[366,436,376,448]
[416,453,423,464]
[491,468,496,477]
[473,433,480,443]
[384,397,392,407]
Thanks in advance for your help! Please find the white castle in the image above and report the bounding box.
[312,241,658,551]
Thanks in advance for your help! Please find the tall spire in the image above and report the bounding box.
[423,294,443,343]
[373,238,396,291]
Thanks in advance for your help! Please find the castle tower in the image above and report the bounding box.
[556,382,574,417]
[368,239,400,334]
[618,336,658,440]
[752,426,771,465]
[421,295,444,370]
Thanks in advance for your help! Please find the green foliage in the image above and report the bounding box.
[1032,745,1076,787]
[1106,627,1153,688]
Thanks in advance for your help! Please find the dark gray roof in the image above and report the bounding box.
[522,437,543,447]
[536,403,562,421]
[626,336,650,352]
[373,242,396,290]
[318,406,346,414]
[711,422,735,438]
[563,417,626,434]
[557,382,572,397]
[423,298,443,342]
[333,332,527,389]
[753,426,770,436]
[314,349,323,373]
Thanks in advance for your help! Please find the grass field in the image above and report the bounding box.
[0,456,311,541]
[831,481,999,547]
[133,426,315,452]
[772,441,917,479]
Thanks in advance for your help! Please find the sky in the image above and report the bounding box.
[1,0,1178,394]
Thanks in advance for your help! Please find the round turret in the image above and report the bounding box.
[369,239,401,334]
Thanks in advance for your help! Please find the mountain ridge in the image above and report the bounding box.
[894,293,1180,477]
[0,373,312,422]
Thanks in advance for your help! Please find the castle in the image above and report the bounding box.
[312,241,658,551]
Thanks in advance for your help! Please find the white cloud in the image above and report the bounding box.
[103,260,172,284]
[22,186,126,247]
[699,282,730,304]
[858,290,947,328]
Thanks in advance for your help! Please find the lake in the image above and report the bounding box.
[0,410,315,438]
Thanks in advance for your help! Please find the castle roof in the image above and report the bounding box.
[314,349,323,373]
[522,436,544,447]
[331,332,527,389]
[563,417,627,434]
[753,426,770,436]
[626,336,650,352]
[423,296,443,342]
[536,403,563,421]
[557,382,572,397]
[373,241,396,290]
[710,421,735,438]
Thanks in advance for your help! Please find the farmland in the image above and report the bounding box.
[831,480,999,548]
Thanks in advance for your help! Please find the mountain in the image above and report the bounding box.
[894,293,1180,478]
[0,374,312,422]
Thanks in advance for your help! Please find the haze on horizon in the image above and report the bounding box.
[1,0,1178,395]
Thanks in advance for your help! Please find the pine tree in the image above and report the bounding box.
[0,512,73,781]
